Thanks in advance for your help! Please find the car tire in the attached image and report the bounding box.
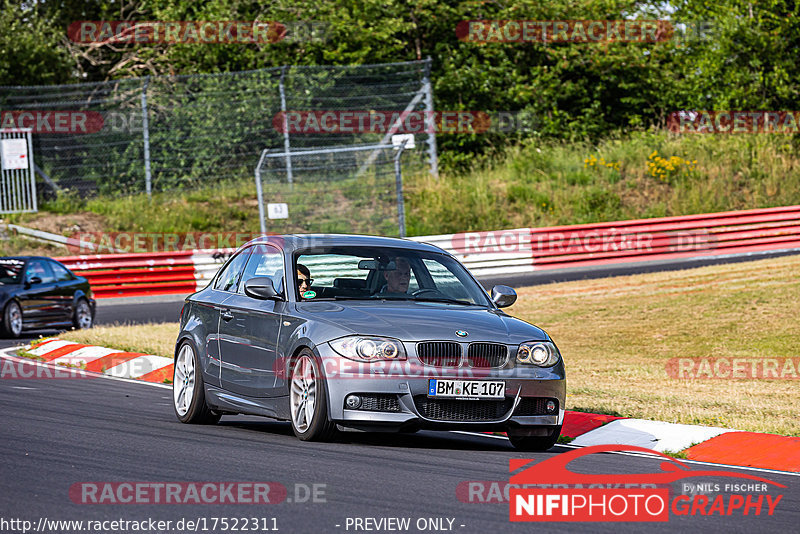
[173,340,220,425]
[508,424,562,452]
[1,301,23,338]
[72,298,93,330]
[289,349,337,441]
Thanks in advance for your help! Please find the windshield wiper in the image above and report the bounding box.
[412,296,476,306]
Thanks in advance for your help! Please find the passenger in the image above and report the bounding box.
[297,263,313,299]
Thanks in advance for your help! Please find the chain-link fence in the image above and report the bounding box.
[0,59,437,198]
[255,141,412,237]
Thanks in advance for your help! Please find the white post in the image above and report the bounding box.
[254,149,268,235]
[141,76,152,197]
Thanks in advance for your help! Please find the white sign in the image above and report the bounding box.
[267,203,289,219]
[1,139,29,170]
[392,133,415,149]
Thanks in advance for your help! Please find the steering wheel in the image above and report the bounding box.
[412,288,443,297]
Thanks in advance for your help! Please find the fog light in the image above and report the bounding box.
[345,395,362,409]
[546,400,557,413]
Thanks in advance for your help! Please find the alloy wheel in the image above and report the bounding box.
[76,300,92,329]
[173,344,195,417]
[290,355,317,433]
[8,302,22,336]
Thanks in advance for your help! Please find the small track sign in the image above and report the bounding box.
[267,203,289,219]
[1,138,28,170]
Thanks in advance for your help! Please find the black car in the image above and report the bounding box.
[0,256,96,338]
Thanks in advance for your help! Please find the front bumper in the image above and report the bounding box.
[316,343,566,432]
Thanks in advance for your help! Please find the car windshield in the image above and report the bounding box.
[294,246,491,306]
[0,258,24,285]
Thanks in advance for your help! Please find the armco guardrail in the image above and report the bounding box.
[412,205,800,277]
[57,251,200,298]
[54,205,800,298]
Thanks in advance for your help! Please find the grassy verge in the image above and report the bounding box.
[3,130,799,246]
[52,254,800,437]
[58,322,178,358]
[408,130,800,234]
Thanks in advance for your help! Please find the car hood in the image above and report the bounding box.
[296,300,548,343]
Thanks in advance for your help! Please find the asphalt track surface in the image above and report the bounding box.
[0,364,797,534]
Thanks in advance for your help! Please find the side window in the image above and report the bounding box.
[50,261,73,282]
[26,260,55,284]
[240,244,284,295]
[214,249,251,292]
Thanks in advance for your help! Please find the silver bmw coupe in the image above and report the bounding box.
[173,234,565,450]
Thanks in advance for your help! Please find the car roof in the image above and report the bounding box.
[0,256,53,262]
[243,234,447,254]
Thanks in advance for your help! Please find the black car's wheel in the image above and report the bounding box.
[2,300,23,338]
[289,349,337,441]
[173,340,220,424]
[72,298,93,330]
[508,424,563,452]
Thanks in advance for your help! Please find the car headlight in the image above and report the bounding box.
[516,341,560,367]
[329,336,407,362]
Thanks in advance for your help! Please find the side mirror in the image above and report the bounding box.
[490,285,517,308]
[28,276,42,285]
[244,276,281,300]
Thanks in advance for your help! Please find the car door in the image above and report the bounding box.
[48,260,78,321]
[19,259,59,326]
[218,244,285,398]
[207,248,253,386]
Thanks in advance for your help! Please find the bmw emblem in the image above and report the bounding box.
[455,330,468,337]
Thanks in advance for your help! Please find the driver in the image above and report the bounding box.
[381,257,411,295]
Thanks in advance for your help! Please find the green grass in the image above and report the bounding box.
[406,130,800,234]
[3,129,800,246]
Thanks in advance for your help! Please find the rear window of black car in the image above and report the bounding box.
[0,258,24,284]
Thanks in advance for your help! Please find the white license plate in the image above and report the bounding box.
[428,379,505,399]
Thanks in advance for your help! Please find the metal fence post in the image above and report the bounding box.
[254,149,268,235]
[423,57,439,178]
[394,139,408,238]
[141,76,152,198]
[26,130,37,212]
[279,66,294,186]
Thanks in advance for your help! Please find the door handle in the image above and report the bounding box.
[221,310,234,322]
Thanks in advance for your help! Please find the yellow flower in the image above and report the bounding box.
[649,150,657,158]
